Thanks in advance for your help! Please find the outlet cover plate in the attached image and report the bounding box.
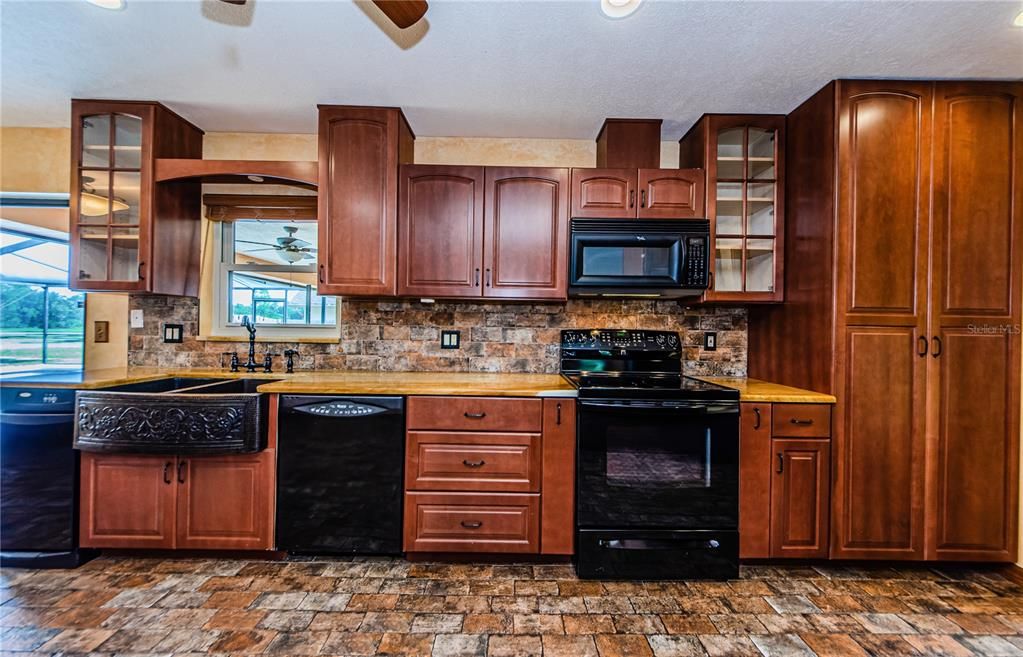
[441,330,461,349]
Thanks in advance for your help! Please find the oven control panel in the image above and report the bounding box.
[561,329,680,351]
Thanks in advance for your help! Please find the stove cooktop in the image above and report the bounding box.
[561,371,739,401]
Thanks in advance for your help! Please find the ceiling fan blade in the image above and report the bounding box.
[218,0,247,4]
[237,240,279,248]
[243,248,279,253]
[371,0,428,28]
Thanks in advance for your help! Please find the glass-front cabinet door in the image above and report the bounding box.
[682,115,784,302]
[71,102,151,291]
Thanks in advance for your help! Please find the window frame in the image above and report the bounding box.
[211,219,340,341]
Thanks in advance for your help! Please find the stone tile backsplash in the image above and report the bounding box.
[128,295,747,376]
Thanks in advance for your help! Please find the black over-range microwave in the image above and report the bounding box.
[568,218,710,299]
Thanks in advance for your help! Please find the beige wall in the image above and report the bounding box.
[0,127,71,193]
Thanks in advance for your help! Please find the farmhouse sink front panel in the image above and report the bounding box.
[73,380,278,455]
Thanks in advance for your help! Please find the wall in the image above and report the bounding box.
[129,294,746,376]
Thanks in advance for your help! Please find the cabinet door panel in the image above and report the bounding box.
[771,439,830,558]
[79,453,176,548]
[739,403,772,558]
[176,452,274,550]
[637,168,704,219]
[541,398,575,555]
[837,82,931,325]
[570,168,637,218]
[318,107,403,296]
[833,326,925,559]
[483,167,569,299]
[398,165,484,298]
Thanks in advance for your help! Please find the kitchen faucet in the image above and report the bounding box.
[241,316,258,373]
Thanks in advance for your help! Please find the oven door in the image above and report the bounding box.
[576,398,739,530]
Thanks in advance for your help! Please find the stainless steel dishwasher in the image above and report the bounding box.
[276,395,405,555]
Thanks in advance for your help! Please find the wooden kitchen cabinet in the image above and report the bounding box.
[570,168,704,220]
[398,165,484,298]
[80,450,275,550]
[737,402,832,559]
[398,165,569,300]
[679,114,784,302]
[317,105,414,296]
[176,452,275,550]
[79,452,177,549]
[70,100,203,295]
[483,167,570,299]
[771,439,830,559]
[403,396,575,555]
[749,79,1022,562]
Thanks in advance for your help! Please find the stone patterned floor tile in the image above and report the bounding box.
[799,632,870,657]
[698,634,761,656]
[902,633,976,657]
[542,633,600,657]
[750,632,817,656]
[486,633,540,657]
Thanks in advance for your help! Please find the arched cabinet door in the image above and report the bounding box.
[483,167,570,300]
[570,168,637,218]
[637,168,705,219]
[397,164,485,298]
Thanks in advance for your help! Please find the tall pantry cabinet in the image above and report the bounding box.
[749,80,1022,562]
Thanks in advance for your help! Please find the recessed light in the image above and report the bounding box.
[247,175,265,183]
[1014,9,1023,27]
[601,0,642,19]
[86,0,125,9]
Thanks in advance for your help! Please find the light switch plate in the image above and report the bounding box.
[703,331,717,351]
[441,330,460,349]
[129,309,144,328]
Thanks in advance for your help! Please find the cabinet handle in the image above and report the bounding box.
[79,270,91,279]
[474,268,480,287]
[708,271,714,290]
[485,268,492,287]
[460,520,483,529]
[462,459,486,468]
[137,261,145,281]
[776,453,784,474]
[931,336,943,358]
[177,460,186,483]
[629,190,635,208]
[463,412,487,419]
[752,407,761,430]
[163,462,172,484]
[640,189,647,208]
[790,418,814,426]
[318,265,325,284]
[917,336,928,357]
[556,402,562,425]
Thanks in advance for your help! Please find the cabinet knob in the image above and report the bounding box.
[790,418,814,426]
[462,459,485,468]
[460,520,483,529]
[463,412,487,419]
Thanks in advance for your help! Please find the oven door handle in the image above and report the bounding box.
[578,400,737,415]
[599,538,722,551]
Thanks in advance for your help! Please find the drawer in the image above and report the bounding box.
[407,397,542,432]
[772,403,832,438]
[406,432,541,492]
[404,492,539,553]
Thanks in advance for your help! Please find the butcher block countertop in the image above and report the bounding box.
[0,368,833,402]
[696,377,837,404]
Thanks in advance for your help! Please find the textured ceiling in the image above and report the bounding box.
[2,0,1021,139]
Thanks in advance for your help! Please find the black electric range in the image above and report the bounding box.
[561,329,740,580]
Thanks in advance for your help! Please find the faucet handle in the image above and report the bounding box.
[283,349,299,374]
[228,352,240,373]
[262,352,275,373]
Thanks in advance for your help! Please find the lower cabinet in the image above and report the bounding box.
[739,402,832,559]
[80,450,275,550]
[403,397,575,555]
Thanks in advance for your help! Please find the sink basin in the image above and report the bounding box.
[73,377,281,455]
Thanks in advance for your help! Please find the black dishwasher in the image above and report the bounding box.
[276,395,405,555]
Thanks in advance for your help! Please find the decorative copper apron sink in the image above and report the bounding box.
[72,378,279,455]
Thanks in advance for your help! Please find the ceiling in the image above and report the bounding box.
[2,0,1021,140]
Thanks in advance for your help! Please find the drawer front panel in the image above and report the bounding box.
[407,432,541,492]
[772,404,832,438]
[404,492,540,553]
[407,397,542,432]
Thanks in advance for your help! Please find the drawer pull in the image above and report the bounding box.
[463,412,487,419]
[790,418,814,426]
[752,406,761,430]
[462,459,486,468]
[460,520,483,529]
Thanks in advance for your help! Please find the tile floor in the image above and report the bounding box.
[2,557,1023,656]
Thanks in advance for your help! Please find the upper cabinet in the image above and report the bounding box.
[679,114,785,302]
[570,168,704,219]
[317,105,414,297]
[70,100,203,295]
[399,165,569,300]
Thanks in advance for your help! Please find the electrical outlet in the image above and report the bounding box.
[129,309,144,328]
[441,330,460,349]
[703,331,718,351]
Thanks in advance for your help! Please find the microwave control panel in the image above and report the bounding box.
[683,236,708,288]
